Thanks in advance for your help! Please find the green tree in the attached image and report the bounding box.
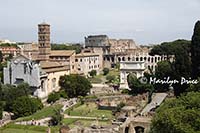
[59,74,92,98]
[103,68,109,75]
[1,83,31,112]
[49,109,63,126]
[127,74,154,95]
[89,70,97,77]
[0,101,3,119]
[191,21,200,78]
[16,82,31,96]
[150,39,191,96]
[171,44,191,96]
[0,51,3,62]
[187,77,200,92]
[151,92,200,133]
[150,39,191,58]
[47,92,60,104]
[12,96,43,118]
[154,61,173,92]
[59,90,68,99]
[51,44,82,54]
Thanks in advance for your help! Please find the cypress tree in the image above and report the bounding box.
[191,21,200,78]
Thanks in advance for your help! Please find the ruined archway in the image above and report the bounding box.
[135,126,145,133]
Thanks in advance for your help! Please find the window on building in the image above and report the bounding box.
[41,80,45,92]
[75,59,78,62]
[118,57,121,62]
[24,64,27,74]
[111,57,114,62]
[122,57,125,61]
[52,78,56,89]
[148,57,150,62]
[148,65,150,70]
[155,57,157,62]
[107,57,110,61]
[151,57,154,63]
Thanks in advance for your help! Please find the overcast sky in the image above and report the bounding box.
[0,0,200,45]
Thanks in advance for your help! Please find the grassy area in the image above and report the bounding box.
[65,102,113,119]
[109,69,120,77]
[89,69,120,84]
[62,118,78,127]
[88,77,102,83]
[0,128,44,133]
[62,118,111,128]
[0,124,48,133]
[16,104,62,121]
[0,123,60,133]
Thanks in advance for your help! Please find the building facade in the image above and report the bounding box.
[109,39,139,53]
[84,35,167,72]
[49,50,76,73]
[85,35,110,55]
[17,42,39,60]
[0,46,20,59]
[74,53,101,76]
[3,55,70,99]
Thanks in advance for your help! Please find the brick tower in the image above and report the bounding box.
[38,22,51,61]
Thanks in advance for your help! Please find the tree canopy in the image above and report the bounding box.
[150,39,191,57]
[191,21,200,78]
[151,39,191,96]
[59,74,92,98]
[154,61,173,92]
[51,44,82,54]
[0,83,32,114]
[89,70,97,77]
[127,74,154,95]
[12,96,43,118]
[151,92,200,133]
[103,68,109,75]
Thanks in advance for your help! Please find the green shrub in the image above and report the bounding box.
[89,70,97,77]
[106,75,115,82]
[103,68,109,75]
[47,92,60,104]
[121,89,130,94]
[59,90,68,99]
[12,96,43,118]
[49,109,63,126]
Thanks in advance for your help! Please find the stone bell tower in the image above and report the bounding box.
[38,22,51,61]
